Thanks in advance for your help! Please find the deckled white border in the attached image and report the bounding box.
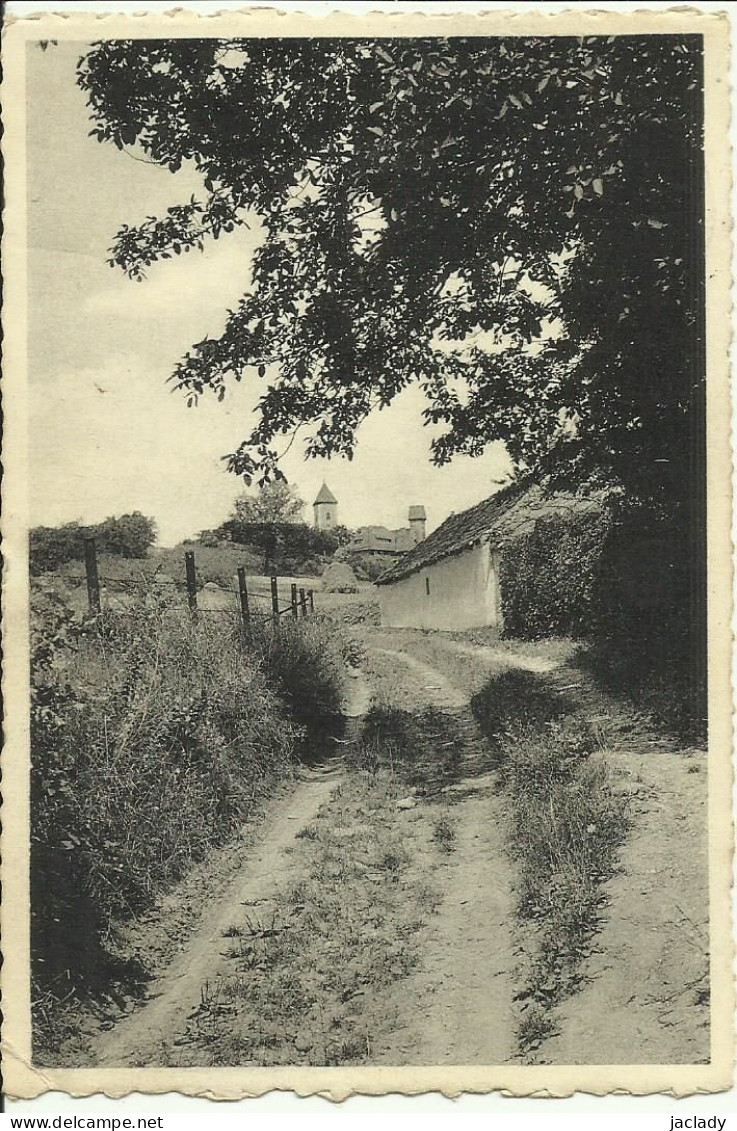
[1,3,733,1103]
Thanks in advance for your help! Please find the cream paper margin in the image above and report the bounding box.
[1,4,733,1101]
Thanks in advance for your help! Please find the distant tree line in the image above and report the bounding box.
[209,519,351,576]
[30,512,157,575]
[199,481,353,575]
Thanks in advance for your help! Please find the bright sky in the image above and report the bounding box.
[28,41,512,546]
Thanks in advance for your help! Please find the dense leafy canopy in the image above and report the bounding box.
[78,35,704,513]
[30,512,157,574]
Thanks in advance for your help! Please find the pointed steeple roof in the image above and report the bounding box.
[314,482,337,505]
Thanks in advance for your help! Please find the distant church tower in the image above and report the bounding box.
[313,483,338,530]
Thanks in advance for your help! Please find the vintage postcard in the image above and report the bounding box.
[1,3,733,1101]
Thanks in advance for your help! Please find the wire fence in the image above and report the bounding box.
[62,573,282,601]
[77,538,317,634]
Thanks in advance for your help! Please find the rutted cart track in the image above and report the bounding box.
[87,628,707,1067]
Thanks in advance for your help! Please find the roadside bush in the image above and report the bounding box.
[365,559,393,582]
[471,669,573,747]
[197,529,221,548]
[30,588,99,987]
[94,512,157,558]
[218,519,340,575]
[582,509,706,742]
[30,588,301,1006]
[582,624,706,744]
[346,553,394,583]
[355,703,467,789]
[499,503,706,742]
[299,557,324,578]
[30,523,88,575]
[252,617,347,731]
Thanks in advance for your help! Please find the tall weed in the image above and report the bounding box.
[252,617,347,731]
[499,719,628,928]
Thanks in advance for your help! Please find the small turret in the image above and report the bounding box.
[313,483,338,530]
[408,505,426,545]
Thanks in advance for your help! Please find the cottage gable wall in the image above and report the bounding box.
[376,477,602,632]
[379,542,501,631]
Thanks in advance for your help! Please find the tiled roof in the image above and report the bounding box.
[313,483,337,505]
[375,478,601,585]
[347,525,415,554]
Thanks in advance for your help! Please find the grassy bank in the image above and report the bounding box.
[30,583,347,1057]
[471,670,630,1054]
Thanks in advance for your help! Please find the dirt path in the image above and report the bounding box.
[374,782,516,1065]
[363,642,518,1064]
[94,772,341,1066]
[539,745,709,1064]
[86,627,706,1067]
[363,628,709,1065]
[371,646,469,710]
[89,643,520,1067]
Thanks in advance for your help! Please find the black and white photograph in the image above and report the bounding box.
[1,4,732,1100]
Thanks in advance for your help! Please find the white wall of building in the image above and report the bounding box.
[378,541,501,631]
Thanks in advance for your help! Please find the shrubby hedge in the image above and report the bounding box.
[499,504,698,641]
[31,583,347,1041]
[216,519,350,576]
[30,513,157,575]
[499,505,706,740]
[499,509,612,640]
[347,551,395,582]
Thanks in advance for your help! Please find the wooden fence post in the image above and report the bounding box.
[299,587,307,618]
[84,537,101,615]
[271,575,280,624]
[290,583,299,620]
[309,589,315,615]
[237,567,251,640]
[184,551,198,618]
